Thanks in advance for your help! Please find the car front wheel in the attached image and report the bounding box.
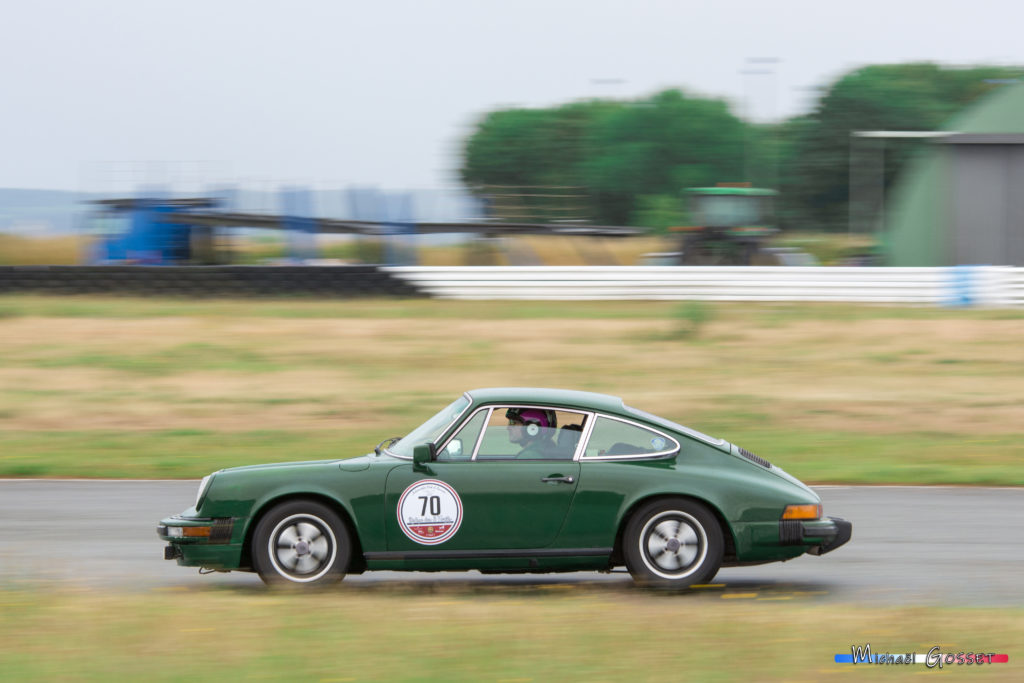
[624,498,723,589]
[252,500,350,587]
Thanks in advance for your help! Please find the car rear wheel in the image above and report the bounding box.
[252,500,350,587]
[624,498,723,589]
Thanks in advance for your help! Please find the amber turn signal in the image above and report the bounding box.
[182,526,212,538]
[781,504,822,520]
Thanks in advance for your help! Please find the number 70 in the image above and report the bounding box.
[418,495,441,516]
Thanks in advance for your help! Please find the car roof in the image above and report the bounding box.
[465,387,728,448]
[466,387,626,414]
[685,186,778,196]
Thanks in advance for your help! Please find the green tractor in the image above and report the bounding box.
[672,186,778,265]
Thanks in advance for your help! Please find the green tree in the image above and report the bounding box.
[461,101,614,222]
[460,90,751,227]
[579,90,747,225]
[460,64,1023,232]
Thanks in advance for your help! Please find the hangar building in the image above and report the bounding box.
[885,83,1024,266]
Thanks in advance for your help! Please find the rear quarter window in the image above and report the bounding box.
[583,416,676,458]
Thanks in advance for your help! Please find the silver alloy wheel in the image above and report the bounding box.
[638,510,708,580]
[267,513,338,583]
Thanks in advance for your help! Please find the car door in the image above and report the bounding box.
[383,406,584,552]
[555,414,683,548]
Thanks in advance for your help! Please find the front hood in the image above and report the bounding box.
[219,459,342,474]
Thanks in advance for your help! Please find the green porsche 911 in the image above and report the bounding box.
[157,388,851,588]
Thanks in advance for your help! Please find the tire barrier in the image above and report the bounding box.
[0,266,425,298]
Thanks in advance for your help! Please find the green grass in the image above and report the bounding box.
[0,430,372,478]
[2,426,1021,484]
[699,427,1024,485]
[1,294,1022,322]
[0,587,1019,681]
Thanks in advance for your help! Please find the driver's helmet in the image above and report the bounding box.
[505,407,556,431]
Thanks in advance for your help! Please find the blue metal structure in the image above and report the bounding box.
[86,188,638,266]
[91,197,216,265]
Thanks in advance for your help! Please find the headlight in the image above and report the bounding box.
[167,526,211,538]
[195,473,215,508]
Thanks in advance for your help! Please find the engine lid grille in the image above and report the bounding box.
[738,446,772,469]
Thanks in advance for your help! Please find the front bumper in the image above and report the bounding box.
[156,516,235,543]
[157,515,246,570]
[781,516,852,555]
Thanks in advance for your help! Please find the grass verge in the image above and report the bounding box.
[0,587,1019,680]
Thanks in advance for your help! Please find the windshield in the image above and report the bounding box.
[386,396,471,458]
[693,195,765,228]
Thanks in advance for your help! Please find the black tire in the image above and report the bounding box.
[623,498,724,589]
[252,499,351,587]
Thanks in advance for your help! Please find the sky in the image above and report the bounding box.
[2,0,1023,193]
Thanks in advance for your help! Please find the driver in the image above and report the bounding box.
[506,408,557,459]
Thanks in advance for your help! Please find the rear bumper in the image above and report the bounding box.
[778,516,852,555]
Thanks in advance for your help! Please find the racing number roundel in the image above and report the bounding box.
[397,479,463,545]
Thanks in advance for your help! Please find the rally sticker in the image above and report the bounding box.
[397,479,463,545]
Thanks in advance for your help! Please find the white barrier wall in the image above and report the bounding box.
[385,266,1024,306]
[1006,267,1024,307]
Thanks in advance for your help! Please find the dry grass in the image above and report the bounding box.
[401,235,670,266]
[0,312,1020,436]
[0,234,91,265]
[0,296,1021,480]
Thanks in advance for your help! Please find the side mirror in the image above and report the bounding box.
[413,443,435,467]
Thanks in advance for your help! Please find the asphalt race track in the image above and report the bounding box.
[1,480,1020,606]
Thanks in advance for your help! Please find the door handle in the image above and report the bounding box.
[541,475,575,484]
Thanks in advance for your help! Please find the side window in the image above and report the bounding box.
[475,407,587,460]
[583,416,674,458]
[478,408,549,459]
[550,411,587,459]
[438,409,487,461]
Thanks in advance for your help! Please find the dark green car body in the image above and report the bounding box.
[158,388,850,585]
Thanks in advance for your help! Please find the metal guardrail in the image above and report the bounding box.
[384,266,1024,306]
[1005,267,1024,307]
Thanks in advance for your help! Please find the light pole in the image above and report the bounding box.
[740,58,780,187]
